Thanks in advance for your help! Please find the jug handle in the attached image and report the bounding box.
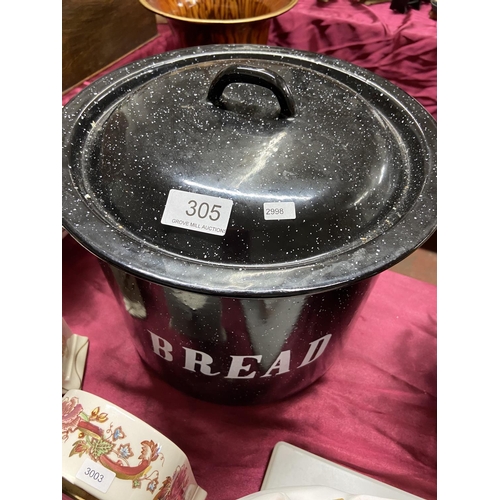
[207,64,296,118]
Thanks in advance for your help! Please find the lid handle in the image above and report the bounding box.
[207,65,296,118]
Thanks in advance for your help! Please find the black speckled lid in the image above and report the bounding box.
[62,45,436,297]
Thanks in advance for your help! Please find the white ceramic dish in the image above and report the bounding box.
[260,442,424,500]
[62,319,89,395]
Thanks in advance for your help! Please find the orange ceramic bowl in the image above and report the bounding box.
[139,0,298,45]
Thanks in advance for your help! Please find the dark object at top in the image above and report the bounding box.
[390,0,424,13]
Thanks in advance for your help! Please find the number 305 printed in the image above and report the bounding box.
[185,199,222,221]
[161,189,234,236]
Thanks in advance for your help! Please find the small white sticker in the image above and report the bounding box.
[161,189,233,236]
[263,202,296,220]
[75,457,116,493]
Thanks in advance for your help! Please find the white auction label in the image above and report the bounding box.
[263,201,296,220]
[75,457,116,493]
[161,189,233,236]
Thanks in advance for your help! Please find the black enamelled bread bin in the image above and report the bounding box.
[62,45,437,405]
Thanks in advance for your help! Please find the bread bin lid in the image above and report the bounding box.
[62,45,436,297]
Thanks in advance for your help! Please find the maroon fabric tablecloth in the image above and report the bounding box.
[269,0,437,119]
[62,1,437,498]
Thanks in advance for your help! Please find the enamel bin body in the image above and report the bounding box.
[62,45,437,405]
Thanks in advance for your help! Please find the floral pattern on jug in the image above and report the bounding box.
[62,395,192,498]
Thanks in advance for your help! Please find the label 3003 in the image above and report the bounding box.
[84,467,104,483]
[76,457,116,493]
